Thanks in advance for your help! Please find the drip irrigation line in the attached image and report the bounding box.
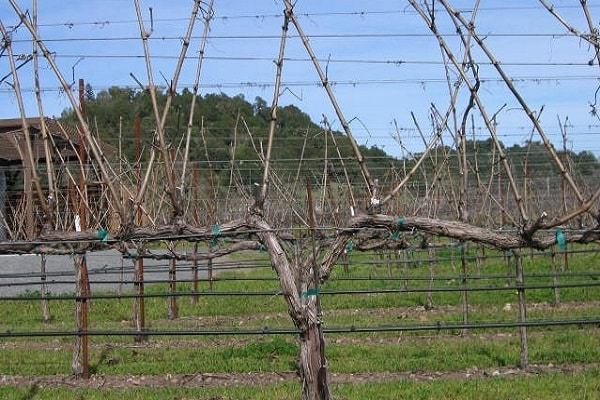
[0,268,597,290]
[0,276,278,288]
[319,281,600,295]
[331,271,600,282]
[323,318,600,334]
[1,318,598,339]
[2,280,599,301]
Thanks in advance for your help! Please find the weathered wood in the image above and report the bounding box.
[132,251,146,342]
[168,257,178,320]
[514,250,529,368]
[39,254,50,323]
[71,254,89,378]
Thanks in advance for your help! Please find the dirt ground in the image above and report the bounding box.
[1,362,596,389]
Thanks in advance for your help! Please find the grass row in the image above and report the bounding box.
[1,328,599,376]
[0,245,598,398]
[1,369,599,400]
[2,246,599,329]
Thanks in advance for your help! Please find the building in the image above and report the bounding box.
[0,117,114,240]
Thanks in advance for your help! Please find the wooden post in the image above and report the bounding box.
[40,254,50,323]
[475,245,482,277]
[514,249,528,368]
[460,241,469,336]
[426,245,435,310]
[72,254,89,378]
[168,256,178,320]
[551,249,560,306]
[191,242,199,304]
[207,257,213,292]
[402,249,409,290]
[340,249,349,277]
[132,250,146,342]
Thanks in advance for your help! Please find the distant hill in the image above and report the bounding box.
[404,138,600,186]
[61,86,599,190]
[61,86,393,186]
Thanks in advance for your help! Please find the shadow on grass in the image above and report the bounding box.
[19,384,38,400]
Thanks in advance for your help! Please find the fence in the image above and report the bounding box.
[1,238,598,377]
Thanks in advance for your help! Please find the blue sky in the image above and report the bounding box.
[1,0,599,158]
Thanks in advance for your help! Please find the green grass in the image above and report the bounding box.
[1,328,599,376]
[1,369,599,400]
[0,246,598,398]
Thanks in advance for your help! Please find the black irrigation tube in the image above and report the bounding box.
[0,262,272,280]
[2,280,599,301]
[2,268,598,287]
[1,318,598,339]
[346,247,600,264]
[0,247,596,282]
[329,271,600,281]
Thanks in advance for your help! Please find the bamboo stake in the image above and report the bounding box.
[539,0,600,48]
[132,0,179,218]
[0,21,47,229]
[322,116,357,214]
[282,0,375,203]
[253,5,290,212]
[7,0,125,223]
[440,0,592,225]
[181,0,215,194]
[410,1,529,227]
[31,0,56,232]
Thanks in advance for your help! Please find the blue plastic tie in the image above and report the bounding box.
[97,229,109,243]
[345,240,353,253]
[301,288,319,298]
[555,228,566,250]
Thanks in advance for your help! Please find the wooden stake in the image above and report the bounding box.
[72,254,89,378]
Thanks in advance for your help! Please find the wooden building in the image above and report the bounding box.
[0,117,113,240]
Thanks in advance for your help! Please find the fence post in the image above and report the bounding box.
[514,249,528,368]
[40,254,50,323]
[132,247,146,342]
[191,242,199,304]
[460,241,469,336]
[72,253,89,378]
[207,257,213,292]
[426,245,436,310]
[550,249,560,305]
[168,256,178,320]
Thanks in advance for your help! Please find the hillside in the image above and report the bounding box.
[60,86,600,190]
[61,86,392,186]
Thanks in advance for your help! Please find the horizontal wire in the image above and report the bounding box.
[8,32,584,44]
[2,75,598,95]
[9,53,597,68]
[7,4,599,29]
[1,318,598,338]
[2,280,599,301]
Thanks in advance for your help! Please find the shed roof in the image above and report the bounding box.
[0,117,112,164]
